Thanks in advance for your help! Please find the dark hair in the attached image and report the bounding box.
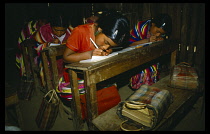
[96,11,130,47]
[151,13,172,36]
[49,14,69,28]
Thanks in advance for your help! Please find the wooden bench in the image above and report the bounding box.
[92,75,200,131]
[21,39,66,93]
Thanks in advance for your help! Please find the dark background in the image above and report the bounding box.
[5,3,205,88]
[5,3,92,87]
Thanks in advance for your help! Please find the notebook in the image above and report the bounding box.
[79,41,160,63]
[79,52,119,63]
[49,43,60,46]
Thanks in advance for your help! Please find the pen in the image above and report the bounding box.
[111,47,123,50]
[90,37,107,52]
[90,38,99,48]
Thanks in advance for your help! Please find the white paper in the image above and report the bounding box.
[50,43,60,46]
[79,52,118,63]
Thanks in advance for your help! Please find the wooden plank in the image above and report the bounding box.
[168,3,182,41]
[84,71,98,130]
[42,45,66,57]
[170,50,177,68]
[21,41,31,78]
[26,40,40,91]
[41,51,53,92]
[48,54,59,89]
[40,45,66,92]
[142,3,152,20]
[187,4,200,65]
[69,69,84,131]
[193,3,205,78]
[179,4,191,63]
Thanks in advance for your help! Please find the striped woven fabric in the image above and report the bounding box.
[16,21,40,77]
[129,20,151,44]
[129,63,160,90]
[56,77,85,101]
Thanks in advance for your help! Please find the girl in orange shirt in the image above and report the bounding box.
[63,11,130,63]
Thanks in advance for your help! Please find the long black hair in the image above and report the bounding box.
[151,13,172,37]
[96,11,130,47]
[49,13,69,28]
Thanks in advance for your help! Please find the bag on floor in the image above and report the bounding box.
[35,89,60,131]
[117,84,173,131]
[169,62,199,90]
[80,84,121,120]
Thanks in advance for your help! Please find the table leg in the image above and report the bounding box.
[83,71,98,130]
[69,69,84,131]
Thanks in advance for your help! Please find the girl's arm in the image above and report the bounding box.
[129,38,150,46]
[63,47,93,63]
[63,47,110,63]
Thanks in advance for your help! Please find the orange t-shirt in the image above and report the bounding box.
[66,23,95,53]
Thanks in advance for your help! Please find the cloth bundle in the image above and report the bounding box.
[117,84,173,131]
[169,62,199,90]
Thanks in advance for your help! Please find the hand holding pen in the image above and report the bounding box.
[90,38,123,56]
[90,38,110,56]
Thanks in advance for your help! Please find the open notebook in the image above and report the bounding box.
[49,43,60,46]
[79,46,137,63]
[79,52,119,63]
[79,41,162,63]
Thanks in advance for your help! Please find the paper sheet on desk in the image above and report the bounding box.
[79,41,162,63]
[50,43,60,46]
[79,52,118,63]
[114,42,152,53]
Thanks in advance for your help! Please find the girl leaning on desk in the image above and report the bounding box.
[33,13,73,49]
[63,11,130,63]
[129,13,172,46]
[129,13,172,90]
[31,13,74,87]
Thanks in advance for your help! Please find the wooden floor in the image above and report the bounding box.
[5,75,205,131]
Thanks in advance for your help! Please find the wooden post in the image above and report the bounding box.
[170,50,177,68]
[40,50,52,92]
[69,69,84,131]
[84,70,98,130]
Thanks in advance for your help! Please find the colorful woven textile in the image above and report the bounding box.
[56,77,85,101]
[16,21,40,77]
[129,20,151,45]
[130,63,160,90]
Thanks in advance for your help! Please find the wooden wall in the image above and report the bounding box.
[5,3,205,79]
[93,3,205,78]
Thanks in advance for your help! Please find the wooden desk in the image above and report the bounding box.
[65,40,178,130]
